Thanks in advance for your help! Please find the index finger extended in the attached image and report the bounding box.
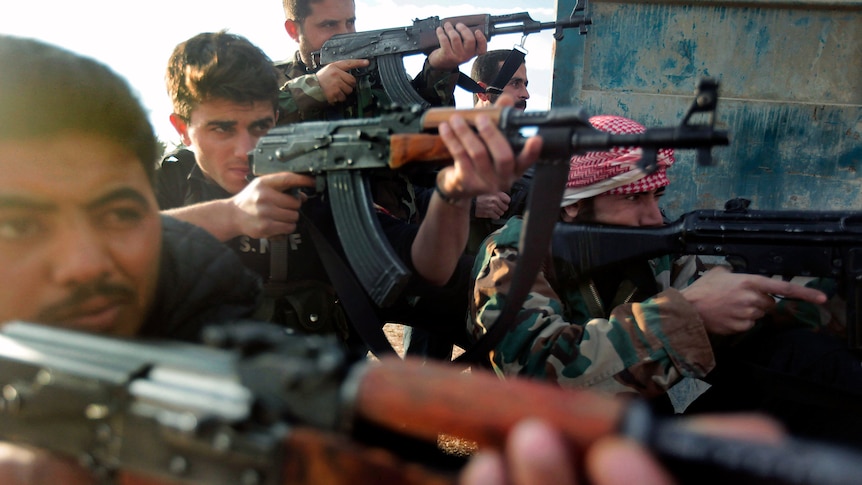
[331,59,370,70]
[755,277,828,304]
[257,171,316,191]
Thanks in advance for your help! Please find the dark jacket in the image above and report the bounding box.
[138,215,262,342]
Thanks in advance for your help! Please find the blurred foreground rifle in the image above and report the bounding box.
[252,79,728,307]
[552,198,862,349]
[311,1,592,107]
[2,321,862,485]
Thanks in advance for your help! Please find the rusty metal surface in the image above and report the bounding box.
[551,0,861,216]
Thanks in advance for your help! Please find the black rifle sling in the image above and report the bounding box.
[455,158,570,366]
[486,46,527,95]
[456,72,485,94]
[301,211,397,357]
[455,47,527,96]
[269,239,288,282]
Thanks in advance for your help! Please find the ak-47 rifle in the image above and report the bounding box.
[2,320,862,485]
[251,79,728,308]
[310,0,592,107]
[551,197,862,349]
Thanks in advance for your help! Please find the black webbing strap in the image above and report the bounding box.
[301,211,397,357]
[456,72,485,94]
[455,46,527,96]
[486,46,527,95]
[454,158,570,366]
[269,239,288,282]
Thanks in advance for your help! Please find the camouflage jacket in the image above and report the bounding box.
[274,51,459,124]
[274,52,457,222]
[469,217,716,398]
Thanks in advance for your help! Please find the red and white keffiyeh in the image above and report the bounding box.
[561,115,675,207]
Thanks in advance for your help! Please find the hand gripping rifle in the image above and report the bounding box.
[3,321,862,485]
[551,197,862,349]
[310,2,592,108]
[251,79,728,309]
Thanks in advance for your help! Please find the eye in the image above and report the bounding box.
[97,206,147,230]
[0,217,43,241]
[250,122,274,137]
[210,124,236,135]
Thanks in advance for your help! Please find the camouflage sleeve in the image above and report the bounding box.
[410,58,458,107]
[769,277,847,339]
[278,73,330,124]
[469,230,715,398]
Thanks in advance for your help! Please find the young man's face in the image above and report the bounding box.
[573,188,666,227]
[0,133,162,336]
[172,98,277,195]
[286,0,357,64]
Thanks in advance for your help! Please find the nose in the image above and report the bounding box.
[236,130,260,161]
[52,217,115,286]
[521,86,530,100]
[640,198,665,226]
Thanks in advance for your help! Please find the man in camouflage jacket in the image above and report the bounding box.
[276,0,487,223]
[469,115,828,399]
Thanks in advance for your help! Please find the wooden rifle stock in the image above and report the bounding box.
[112,355,617,485]
[356,357,623,449]
[4,320,862,485]
[389,107,506,169]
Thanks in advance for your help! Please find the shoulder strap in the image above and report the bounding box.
[301,211,397,357]
[454,159,570,367]
[486,46,528,95]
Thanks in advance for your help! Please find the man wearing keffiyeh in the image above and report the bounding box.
[467,114,832,413]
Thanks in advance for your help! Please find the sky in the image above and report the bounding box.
[0,0,559,148]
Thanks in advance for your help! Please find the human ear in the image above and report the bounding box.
[284,19,300,42]
[169,113,192,147]
[561,203,579,223]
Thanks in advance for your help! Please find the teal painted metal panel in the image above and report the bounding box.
[552,0,861,217]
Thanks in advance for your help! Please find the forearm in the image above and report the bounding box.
[411,59,458,107]
[472,245,714,397]
[410,190,470,285]
[278,75,329,124]
[161,199,240,242]
[594,289,716,393]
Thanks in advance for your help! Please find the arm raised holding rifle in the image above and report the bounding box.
[277,0,489,122]
[277,0,591,122]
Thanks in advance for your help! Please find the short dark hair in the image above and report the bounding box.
[0,35,158,182]
[166,31,279,122]
[283,0,340,25]
[470,49,523,105]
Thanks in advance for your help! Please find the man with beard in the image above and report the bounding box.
[466,49,532,254]
[0,34,262,483]
[469,115,851,402]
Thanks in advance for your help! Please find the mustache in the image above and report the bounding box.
[36,280,136,322]
[514,100,527,110]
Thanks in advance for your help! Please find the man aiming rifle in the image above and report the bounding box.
[468,114,862,445]
[5,320,862,485]
[0,32,537,483]
[0,36,858,481]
